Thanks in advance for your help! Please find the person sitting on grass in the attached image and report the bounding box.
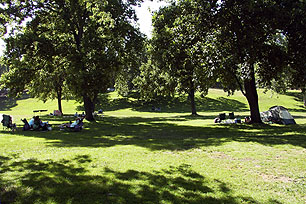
[28,116,35,129]
[245,116,251,124]
[61,117,83,129]
[69,118,81,128]
[33,116,42,130]
[33,116,50,131]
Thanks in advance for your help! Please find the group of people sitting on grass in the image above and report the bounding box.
[22,115,84,131]
[214,112,251,124]
[74,109,103,118]
[20,109,104,132]
[22,116,51,131]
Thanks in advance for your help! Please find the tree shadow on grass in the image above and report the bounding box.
[0,97,17,111]
[291,115,306,119]
[0,154,264,204]
[285,107,306,113]
[282,91,306,112]
[86,93,248,114]
[0,94,31,111]
[284,91,303,103]
[9,115,306,150]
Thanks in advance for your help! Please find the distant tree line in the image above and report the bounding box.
[0,0,305,123]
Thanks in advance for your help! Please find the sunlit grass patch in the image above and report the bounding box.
[0,89,306,203]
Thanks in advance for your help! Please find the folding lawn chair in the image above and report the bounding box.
[1,114,17,132]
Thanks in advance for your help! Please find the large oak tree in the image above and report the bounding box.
[280,0,306,106]
[214,0,290,123]
[143,0,218,115]
[0,0,143,120]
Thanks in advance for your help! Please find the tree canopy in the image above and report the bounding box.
[0,0,144,120]
[142,0,305,122]
[211,0,289,123]
[0,0,305,123]
[137,0,218,115]
[280,0,306,106]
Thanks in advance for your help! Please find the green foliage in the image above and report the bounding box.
[204,0,298,122]
[114,35,146,97]
[0,0,144,120]
[134,58,176,101]
[136,0,219,114]
[215,0,288,89]
[281,0,306,91]
[151,0,217,94]
[215,0,305,94]
[0,59,8,76]
[133,0,306,120]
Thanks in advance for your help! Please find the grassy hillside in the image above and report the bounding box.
[0,89,305,204]
[1,88,305,123]
[102,89,306,124]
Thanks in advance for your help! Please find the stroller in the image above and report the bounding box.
[1,114,17,132]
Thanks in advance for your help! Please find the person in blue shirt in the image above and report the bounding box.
[61,117,83,129]
[28,117,35,128]
[70,118,81,128]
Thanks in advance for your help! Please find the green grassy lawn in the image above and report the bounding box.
[0,89,305,204]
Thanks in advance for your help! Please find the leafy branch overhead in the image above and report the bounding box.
[136,0,305,122]
[0,0,144,120]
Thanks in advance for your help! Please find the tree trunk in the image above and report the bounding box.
[57,87,63,114]
[243,65,262,124]
[188,85,197,116]
[83,95,95,121]
[302,89,306,107]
